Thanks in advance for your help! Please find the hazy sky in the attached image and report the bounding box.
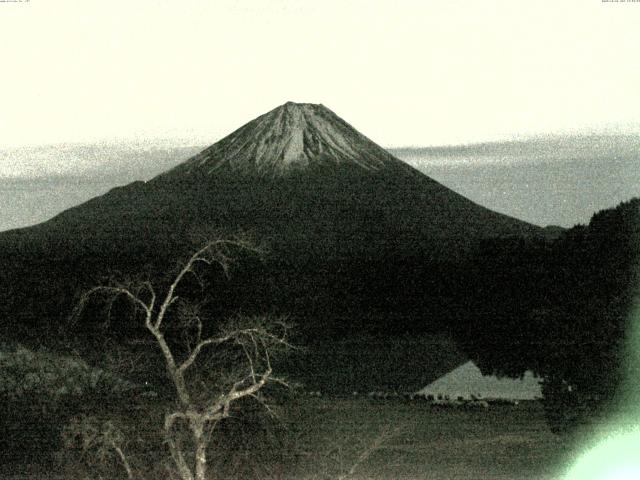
[1,0,640,150]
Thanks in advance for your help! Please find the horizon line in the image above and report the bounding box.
[2,128,639,152]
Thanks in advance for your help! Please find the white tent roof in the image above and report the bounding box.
[417,361,542,400]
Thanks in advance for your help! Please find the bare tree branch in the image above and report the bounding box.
[177,334,234,376]
[70,285,153,327]
[71,238,288,480]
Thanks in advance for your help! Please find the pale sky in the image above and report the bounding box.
[1,0,640,149]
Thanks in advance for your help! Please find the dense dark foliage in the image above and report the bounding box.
[455,198,639,433]
[1,201,637,410]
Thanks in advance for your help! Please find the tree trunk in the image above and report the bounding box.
[165,427,194,480]
[194,439,208,480]
[193,423,208,480]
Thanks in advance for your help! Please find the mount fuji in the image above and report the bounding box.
[0,102,544,390]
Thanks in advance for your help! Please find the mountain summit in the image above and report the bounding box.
[171,102,400,177]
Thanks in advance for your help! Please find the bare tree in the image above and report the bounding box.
[72,239,294,480]
[61,415,135,480]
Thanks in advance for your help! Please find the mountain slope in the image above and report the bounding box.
[169,102,399,176]
[32,103,539,255]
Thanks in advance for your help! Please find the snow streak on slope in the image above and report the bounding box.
[172,102,401,176]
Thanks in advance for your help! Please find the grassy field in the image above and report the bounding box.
[283,397,572,480]
[1,395,576,479]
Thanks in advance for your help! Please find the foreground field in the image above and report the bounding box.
[2,395,576,479]
[284,397,571,480]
